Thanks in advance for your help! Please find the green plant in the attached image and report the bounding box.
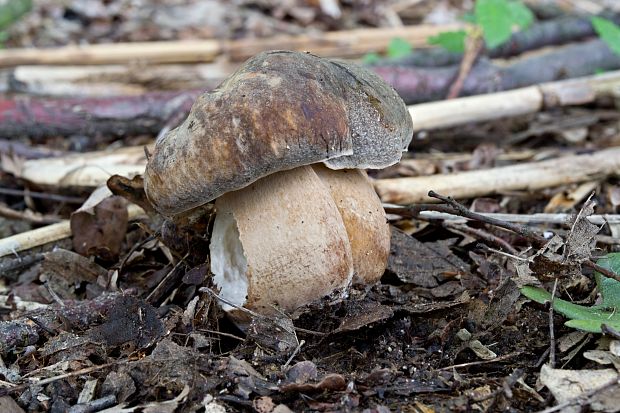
[428,0,534,53]
[592,16,620,56]
[521,253,620,333]
[0,0,32,48]
[362,37,414,64]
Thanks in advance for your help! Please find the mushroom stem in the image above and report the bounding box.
[312,165,390,284]
[210,164,391,318]
[210,165,354,318]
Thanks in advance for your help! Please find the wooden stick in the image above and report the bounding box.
[410,70,620,131]
[404,211,620,226]
[0,24,462,67]
[1,67,618,139]
[0,204,145,258]
[17,145,150,187]
[374,147,620,204]
[5,62,235,96]
[8,72,620,190]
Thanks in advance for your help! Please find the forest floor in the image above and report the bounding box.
[1,1,620,412]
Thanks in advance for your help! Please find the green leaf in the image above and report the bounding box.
[386,37,413,59]
[592,16,620,56]
[566,319,620,333]
[0,0,32,31]
[427,30,467,53]
[594,252,620,309]
[476,0,515,48]
[507,1,534,28]
[462,12,477,24]
[520,286,613,323]
[361,52,381,65]
[475,0,534,49]
[520,253,620,333]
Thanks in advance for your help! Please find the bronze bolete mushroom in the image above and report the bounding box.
[144,50,413,317]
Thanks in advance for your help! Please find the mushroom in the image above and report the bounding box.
[144,51,413,317]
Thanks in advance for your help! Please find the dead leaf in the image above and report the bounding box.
[430,281,464,298]
[540,364,619,413]
[583,350,620,369]
[482,278,522,329]
[75,185,114,215]
[564,197,599,264]
[285,361,317,384]
[225,356,278,398]
[247,313,298,354]
[557,331,589,353]
[107,174,156,214]
[41,248,107,285]
[182,263,208,285]
[87,295,164,348]
[280,373,346,393]
[387,228,468,287]
[71,194,129,260]
[101,371,136,403]
[0,396,25,413]
[335,300,394,333]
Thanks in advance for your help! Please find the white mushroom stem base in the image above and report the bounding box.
[210,164,390,319]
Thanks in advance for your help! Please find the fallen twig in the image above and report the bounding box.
[375,147,620,205]
[0,70,618,139]
[0,203,145,258]
[0,90,201,139]
[0,24,462,67]
[0,203,61,224]
[0,188,84,204]
[384,210,620,227]
[375,39,620,104]
[428,192,620,281]
[446,32,483,99]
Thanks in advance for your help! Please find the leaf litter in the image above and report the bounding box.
[2,4,620,410]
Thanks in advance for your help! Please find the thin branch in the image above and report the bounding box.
[443,221,519,255]
[438,351,521,370]
[447,32,484,99]
[0,187,85,204]
[424,191,620,283]
[428,191,548,244]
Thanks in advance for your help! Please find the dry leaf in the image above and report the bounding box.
[540,364,619,413]
[71,193,129,260]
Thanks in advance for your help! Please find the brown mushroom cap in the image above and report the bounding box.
[144,50,413,216]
